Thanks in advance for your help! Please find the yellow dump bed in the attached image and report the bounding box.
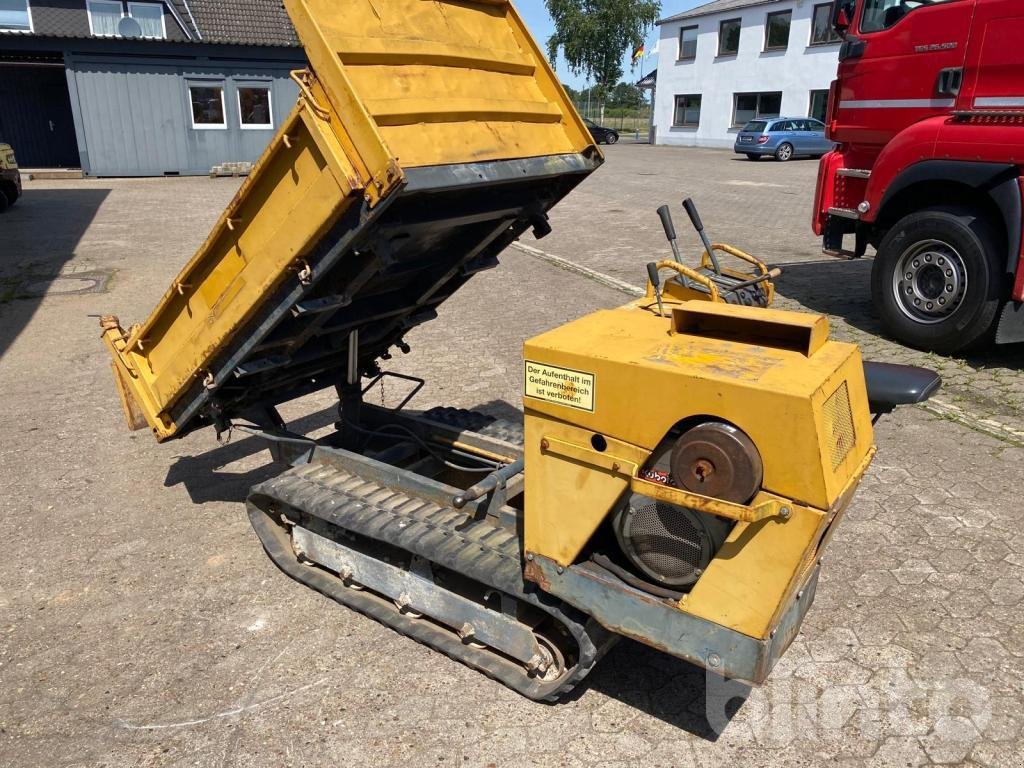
[102,0,601,441]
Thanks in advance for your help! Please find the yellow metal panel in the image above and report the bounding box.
[682,501,824,639]
[292,0,595,167]
[523,414,649,565]
[683,447,874,639]
[523,301,874,514]
[102,105,357,439]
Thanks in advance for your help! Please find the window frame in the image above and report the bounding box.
[237,84,274,130]
[672,94,702,127]
[763,10,792,51]
[0,0,33,33]
[677,25,698,61]
[859,0,957,34]
[809,2,842,45]
[717,17,741,56]
[732,91,783,128]
[127,1,166,39]
[188,83,228,130]
[809,89,830,122]
[86,0,124,37]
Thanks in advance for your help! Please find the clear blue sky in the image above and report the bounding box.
[514,0,705,89]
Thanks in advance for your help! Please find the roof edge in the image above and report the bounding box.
[657,0,783,26]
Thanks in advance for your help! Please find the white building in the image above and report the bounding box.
[652,0,842,148]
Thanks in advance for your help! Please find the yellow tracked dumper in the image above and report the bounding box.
[101,0,940,701]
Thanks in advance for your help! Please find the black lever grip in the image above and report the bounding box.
[656,205,676,241]
[682,197,703,232]
[646,262,661,288]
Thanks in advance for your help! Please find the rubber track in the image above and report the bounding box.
[247,461,613,701]
[420,406,525,448]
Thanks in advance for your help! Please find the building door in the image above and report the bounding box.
[0,63,81,168]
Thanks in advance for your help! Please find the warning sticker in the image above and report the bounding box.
[524,361,595,412]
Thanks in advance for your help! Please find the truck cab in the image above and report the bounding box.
[814,0,1024,353]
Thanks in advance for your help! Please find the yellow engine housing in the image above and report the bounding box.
[522,299,875,645]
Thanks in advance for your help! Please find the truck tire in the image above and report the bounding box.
[871,206,1004,354]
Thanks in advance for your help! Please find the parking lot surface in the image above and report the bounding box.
[1,145,1022,767]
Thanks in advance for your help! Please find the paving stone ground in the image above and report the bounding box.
[0,149,1021,768]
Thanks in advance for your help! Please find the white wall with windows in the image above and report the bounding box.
[653,0,842,148]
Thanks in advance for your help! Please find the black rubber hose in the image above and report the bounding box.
[590,553,684,602]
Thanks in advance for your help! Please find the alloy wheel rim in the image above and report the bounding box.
[891,239,968,324]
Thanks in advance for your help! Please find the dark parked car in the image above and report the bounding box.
[734,117,834,162]
[584,118,618,145]
[0,142,21,212]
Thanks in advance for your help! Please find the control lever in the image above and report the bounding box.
[681,198,723,274]
[656,204,683,262]
[647,262,665,317]
[656,204,693,292]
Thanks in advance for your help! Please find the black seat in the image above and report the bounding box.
[863,362,941,415]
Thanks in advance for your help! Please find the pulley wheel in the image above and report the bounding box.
[669,422,762,504]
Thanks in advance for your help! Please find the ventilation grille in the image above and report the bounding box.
[823,380,856,469]
[631,500,704,582]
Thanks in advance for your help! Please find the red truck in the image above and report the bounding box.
[813,0,1024,353]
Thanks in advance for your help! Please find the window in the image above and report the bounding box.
[810,3,842,44]
[673,94,701,127]
[809,89,829,122]
[764,10,791,50]
[733,92,782,127]
[678,25,698,60]
[238,86,273,129]
[189,85,226,129]
[0,0,32,32]
[128,2,165,39]
[89,1,166,38]
[718,18,740,56]
[861,0,956,33]
[87,0,122,36]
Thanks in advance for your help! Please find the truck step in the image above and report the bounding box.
[828,206,861,220]
[247,459,615,701]
[836,168,871,179]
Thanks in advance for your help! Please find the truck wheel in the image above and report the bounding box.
[774,143,793,162]
[872,206,1004,354]
[0,190,9,214]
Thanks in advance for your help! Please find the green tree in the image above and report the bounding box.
[545,0,660,102]
[607,81,642,108]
